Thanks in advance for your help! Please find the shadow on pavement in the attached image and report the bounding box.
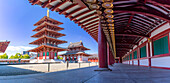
[0,65,43,76]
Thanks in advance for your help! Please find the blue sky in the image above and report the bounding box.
[0,0,98,56]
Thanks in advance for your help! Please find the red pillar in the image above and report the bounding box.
[45,51,47,59]
[98,19,108,68]
[107,43,115,65]
[137,46,140,66]
[65,56,67,61]
[69,56,71,61]
[132,51,134,65]
[72,56,74,61]
[147,40,151,67]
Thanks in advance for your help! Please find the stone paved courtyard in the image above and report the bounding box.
[1,63,170,83]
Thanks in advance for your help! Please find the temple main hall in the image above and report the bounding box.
[28,10,67,62]
[60,41,91,62]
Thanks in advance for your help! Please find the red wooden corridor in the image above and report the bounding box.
[28,0,170,70]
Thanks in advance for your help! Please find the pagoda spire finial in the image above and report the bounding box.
[47,9,50,17]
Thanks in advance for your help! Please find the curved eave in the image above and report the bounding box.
[31,28,65,38]
[34,16,63,26]
[28,45,67,52]
[29,35,67,45]
[33,21,64,32]
[68,46,90,50]
[60,53,92,56]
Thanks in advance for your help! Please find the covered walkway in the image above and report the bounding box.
[1,64,170,83]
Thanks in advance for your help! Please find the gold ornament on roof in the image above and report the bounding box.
[47,9,50,17]
[108,24,114,27]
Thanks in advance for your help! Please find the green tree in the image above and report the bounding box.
[9,55,14,59]
[14,53,19,59]
[57,56,63,60]
[23,54,30,59]
[0,53,8,59]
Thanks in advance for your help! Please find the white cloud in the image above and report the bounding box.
[0,46,35,57]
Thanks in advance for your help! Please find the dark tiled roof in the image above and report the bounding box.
[68,41,83,48]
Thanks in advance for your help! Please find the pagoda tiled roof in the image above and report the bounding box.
[33,21,64,32]
[34,16,63,26]
[29,35,67,45]
[31,28,65,38]
[28,45,67,52]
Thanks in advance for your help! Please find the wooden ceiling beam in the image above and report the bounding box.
[59,3,78,15]
[78,17,99,26]
[71,10,92,21]
[115,33,149,38]
[65,7,86,18]
[51,1,67,11]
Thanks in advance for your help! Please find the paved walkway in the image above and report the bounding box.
[1,63,170,83]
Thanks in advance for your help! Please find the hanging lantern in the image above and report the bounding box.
[108,24,114,27]
[102,2,113,8]
[106,14,114,18]
[109,27,114,29]
[89,4,100,10]
[107,19,114,23]
[85,0,97,3]
[104,9,114,14]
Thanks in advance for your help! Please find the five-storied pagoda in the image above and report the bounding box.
[29,9,67,63]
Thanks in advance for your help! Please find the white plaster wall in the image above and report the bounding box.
[134,60,138,65]
[82,56,89,62]
[150,23,170,38]
[43,56,45,59]
[46,56,49,59]
[63,56,65,60]
[130,61,132,65]
[151,56,170,68]
[140,59,149,66]
[54,57,57,60]
[123,61,128,64]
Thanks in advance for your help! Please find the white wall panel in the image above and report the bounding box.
[151,56,170,68]
[130,61,132,65]
[134,60,138,65]
[140,59,149,66]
